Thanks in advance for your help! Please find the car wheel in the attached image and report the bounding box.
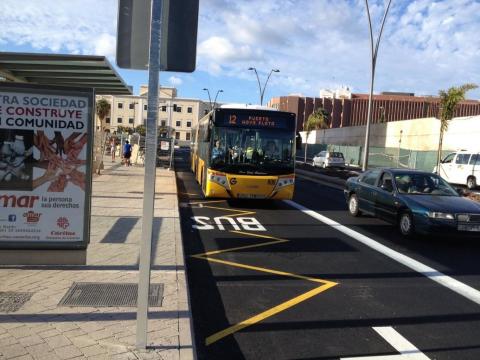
[399,212,415,237]
[348,194,361,217]
[467,176,477,190]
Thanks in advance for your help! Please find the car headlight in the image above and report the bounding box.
[426,212,454,220]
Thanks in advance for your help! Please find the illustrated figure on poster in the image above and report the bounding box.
[50,131,65,158]
[33,131,87,192]
[0,133,34,184]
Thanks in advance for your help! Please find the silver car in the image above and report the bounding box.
[312,151,345,169]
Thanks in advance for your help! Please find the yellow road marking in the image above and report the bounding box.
[189,200,226,205]
[199,256,335,285]
[202,205,256,217]
[205,282,337,346]
[179,192,201,196]
[191,230,338,345]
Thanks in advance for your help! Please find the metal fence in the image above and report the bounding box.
[300,143,451,172]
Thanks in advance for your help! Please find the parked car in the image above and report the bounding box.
[434,150,480,189]
[344,168,480,237]
[312,151,345,169]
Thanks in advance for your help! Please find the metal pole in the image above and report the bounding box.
[213,89,223,110]
[136,0,162,349]
[361,0,392,172]
[250,67,262,105]
[203,88,212,110]
[261,69,278,106]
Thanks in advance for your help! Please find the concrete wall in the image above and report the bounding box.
[301,115,480,152]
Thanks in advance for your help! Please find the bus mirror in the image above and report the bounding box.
[295,133,302,150]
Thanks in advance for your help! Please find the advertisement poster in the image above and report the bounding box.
[0,84,93,249]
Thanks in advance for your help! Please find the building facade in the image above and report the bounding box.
[96,87,209,145]
[268,93,480,132]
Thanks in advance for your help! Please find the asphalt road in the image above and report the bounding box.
[175,149,480,360]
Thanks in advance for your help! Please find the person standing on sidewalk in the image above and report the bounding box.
[123,140,132,167]
[110,137,116,162]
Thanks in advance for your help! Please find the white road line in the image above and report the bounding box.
[284,200,480,306]
[341,327,430,359]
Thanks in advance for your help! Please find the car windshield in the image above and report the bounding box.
[210,127,294,175]
[329,152,344,158]
[394,173,458,196]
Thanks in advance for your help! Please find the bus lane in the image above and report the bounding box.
[176,151,480,360]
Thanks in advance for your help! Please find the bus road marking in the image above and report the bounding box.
[191,231,338,345]
[341,326,430,359]
[285,200,480,306]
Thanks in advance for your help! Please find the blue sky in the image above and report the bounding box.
[1,0,479,103]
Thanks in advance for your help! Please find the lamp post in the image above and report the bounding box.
[202,88,212,110]
[362,0,392,171]
[203,88,223,110]
[248,67,280,106]
[213,89,223,109]
[361,0,392,171]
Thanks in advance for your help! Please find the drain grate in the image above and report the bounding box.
[58,282,164,307]
[0,292,33,313]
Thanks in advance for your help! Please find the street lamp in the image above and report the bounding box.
[203,88,224,111]
[361,0,392,171]
[213,89,223,109]
[248,67,280,106]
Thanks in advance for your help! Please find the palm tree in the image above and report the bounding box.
[436,83,477,173]
[304,108,330,164]
[95,99,111,174]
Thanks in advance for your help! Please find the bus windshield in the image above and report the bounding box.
[210,127,294,175]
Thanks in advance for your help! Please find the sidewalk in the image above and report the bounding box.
[0,158,195,360]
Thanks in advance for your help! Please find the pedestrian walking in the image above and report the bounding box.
[123,140,132,167]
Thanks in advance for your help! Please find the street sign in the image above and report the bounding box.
[117,0,199,72]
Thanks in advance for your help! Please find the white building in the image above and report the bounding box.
[96,86,210,145]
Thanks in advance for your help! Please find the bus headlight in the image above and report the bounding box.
[209,172,228,187]
[276,176,295,189]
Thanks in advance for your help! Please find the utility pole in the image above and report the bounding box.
[361,0,392,171]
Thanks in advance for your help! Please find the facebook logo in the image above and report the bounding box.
[8,215,16,222]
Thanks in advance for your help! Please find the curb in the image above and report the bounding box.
[172,169,197,360]
[295,168,348,190]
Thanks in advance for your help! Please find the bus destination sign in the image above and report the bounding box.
[221,113,292,130]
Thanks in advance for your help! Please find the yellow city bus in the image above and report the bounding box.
[191,105,297,199]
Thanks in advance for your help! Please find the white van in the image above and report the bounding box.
[436,150,480,189]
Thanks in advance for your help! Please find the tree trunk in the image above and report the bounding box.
[436,128,444,175]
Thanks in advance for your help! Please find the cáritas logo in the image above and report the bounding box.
[57,217,70,229]
[23,211,41,224]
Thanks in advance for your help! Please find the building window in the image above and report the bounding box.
[144,104,148,111]
[176,120,181,127]
[161,120,166,127]
[186,133,191,141]
[118,103,123,109]
[186,121,191,128]
[176,106,182,113]
[161,106,167,112]
[129,118,134,124]
[187,107,192,113]
[129,103,135,109]
[106,117,111,123]
[117,117,123,123]
[175,132,180,140]
[143,118,147,124]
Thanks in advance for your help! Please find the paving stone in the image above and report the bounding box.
[44,335,72,349]
[62,329,87,339]
[88,329,113,341]
[9,355,34,360]
[18,334,45,347]
[32,352,62,360]
[0,343,28,359]
[69,336,97,349]
[0,334,18,347]
[53,345,84,360]
[38,329,61,339]
[80,345,106,358]
[25,343,53,357]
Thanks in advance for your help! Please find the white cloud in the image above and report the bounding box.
[168,76,183,86]
[0,0,479,99]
